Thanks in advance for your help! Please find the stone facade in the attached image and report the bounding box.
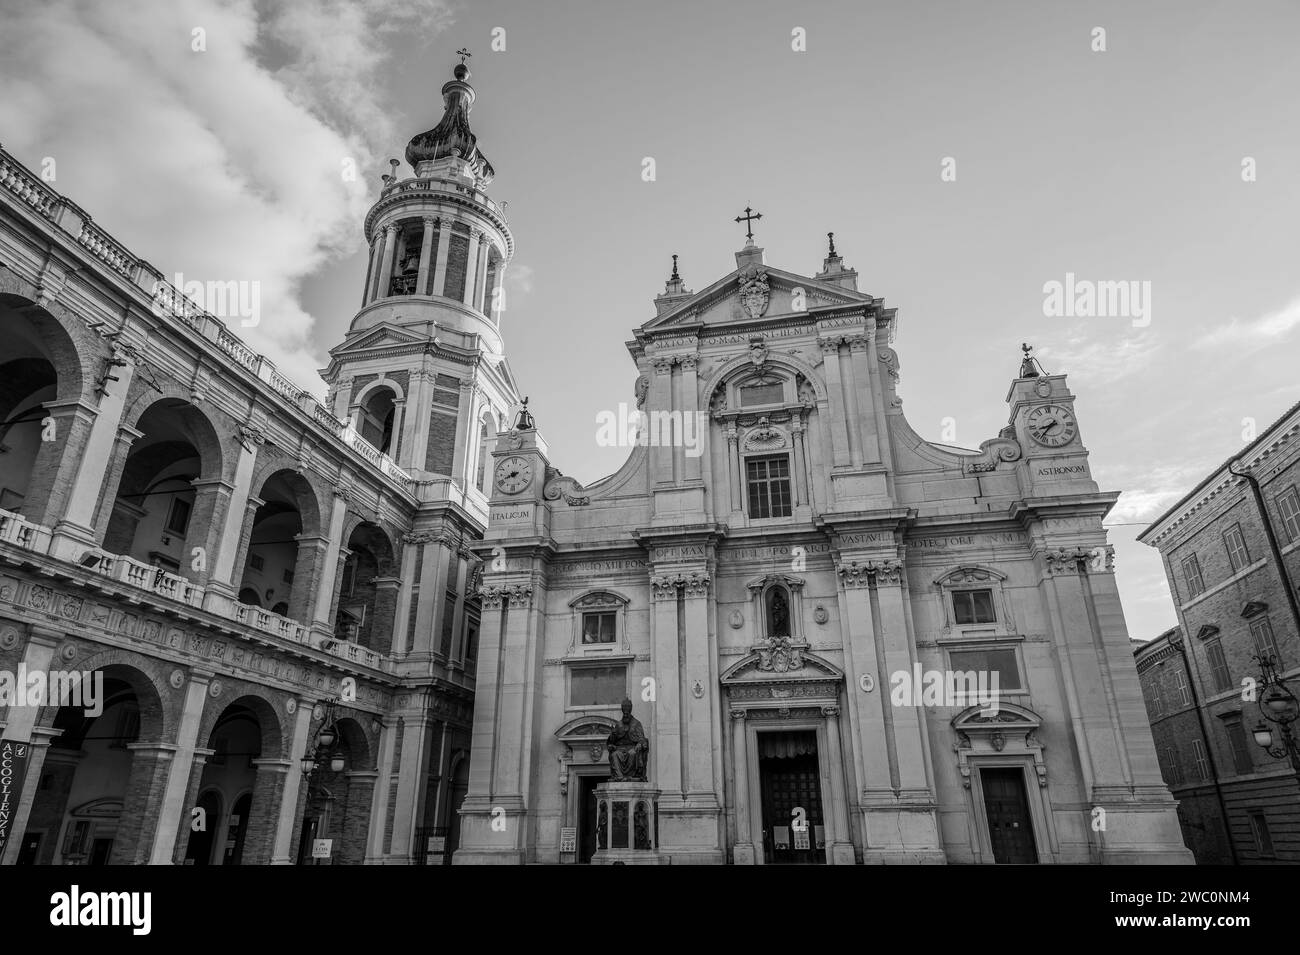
[454,235,1193,863]
[0,60,507,865]
[1138,399,1300,864]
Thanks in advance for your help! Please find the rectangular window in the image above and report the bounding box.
[166,497,191,535]
[1147,681,1164,719]
[738,381,784,406]
[1163,745,1184,786]
[463,620,479,661]
[1249,811,1275,856]
[249,553,264,572]
[570,666,627,707]
[952,589,996,625]
[1277,485,1300,542]
[1191,738,1210,781]
[1205,638,1231,693]
[1223,716,1254,775]
[1180,552,1205,597]
[282,568,295,585]
[1174,667,1191,706]
[582,611,616,645]
[746,455,792,519]
[1223,523,1250,573]
[947,647,1022,691]
[1250,616,1278,663]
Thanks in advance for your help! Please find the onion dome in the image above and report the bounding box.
[405,59,495,184]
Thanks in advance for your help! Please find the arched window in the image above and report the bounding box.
[766,585,791,638]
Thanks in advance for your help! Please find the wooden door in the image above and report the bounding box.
[980,767,1037,864]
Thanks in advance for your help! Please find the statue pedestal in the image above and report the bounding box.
[591,782,667,865]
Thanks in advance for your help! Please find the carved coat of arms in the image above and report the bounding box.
[757,635,803,674]
[738,268,770,320]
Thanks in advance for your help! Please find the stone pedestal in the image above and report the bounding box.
[592,782,667,865]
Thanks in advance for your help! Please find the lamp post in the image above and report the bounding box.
[1250,653,1300,790]
[300,700,346,863]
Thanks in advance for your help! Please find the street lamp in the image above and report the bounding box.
[1250,653,1300,785]
[302,699,346,777]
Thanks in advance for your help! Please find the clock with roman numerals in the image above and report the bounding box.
[1026,405,1077,447]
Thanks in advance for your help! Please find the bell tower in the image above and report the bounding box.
[322,54,519,495]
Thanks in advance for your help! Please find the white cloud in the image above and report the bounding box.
[0,0,451,391]
[1194,294,1300,351]
[1036,327,1160,387]
[1102,463,1208,525]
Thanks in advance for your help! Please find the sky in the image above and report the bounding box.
[2,0,1298,642]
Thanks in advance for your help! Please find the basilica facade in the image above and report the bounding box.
[0,57,1191,866]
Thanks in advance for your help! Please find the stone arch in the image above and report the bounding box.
[34,649,174,740]
[237,467,327,623]
[26,652,174,864]
[303,714,376,865]
[0,292,94,524]
[333,520,398,652]
[352,381,402,455]
[700,351,828,407]
[193,685,289,760]
[97,396,228,582]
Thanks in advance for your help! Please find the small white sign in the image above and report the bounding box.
[793,828,810,850]
[428,836,446,853]
[312,839,332,859]
[559,827,577,853]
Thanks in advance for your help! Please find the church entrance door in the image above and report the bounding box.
[578,775,607,864]
[757,730,825,864]
[980,767,1037,863]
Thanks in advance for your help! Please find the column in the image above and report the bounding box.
[340,770,378,864]
[648,358,674,485]
[50,347,138,549]
[147,668,213,864]
[817,338,852,468]
[462,229,482,308]
[246,759,292,864]
[364,719,396,863]
[186,478,234,585]
[650,580,682,801]
[450,381,478,485]
[848,335,881,463]
[390,534,420,655]
[1,627,59,741]
[311,488,350,628]
[682,576,717,804]
[730,708,756,864]
[408,367,435,473]
[680,356,704,484]
[362,234,383,306]
[412,538,451,656]
[835,564,890,804]
[388,398,406,463]
[112,743,178,864]
[389,710,433,862]
[447,553,470,666]
[472,237,492,312]
[416,216,437,296]
[206,432,261,596]
[821,705,856,864]
[270,698,314,864]
[791,419,809,507]
[170,748,213,863]
[726,426,742,514]
[431,225,453,297]
[23,398,94,531]
[375,224,398,300]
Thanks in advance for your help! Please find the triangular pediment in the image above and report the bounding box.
[642,264,875,333]
[720,640,844,685]
[332,323,425,355]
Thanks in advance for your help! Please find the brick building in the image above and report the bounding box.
[1138,399,1300,864]
[0,59,514,864]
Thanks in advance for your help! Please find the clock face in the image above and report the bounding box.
[1026,405,1077,447]
[495,455,533,494]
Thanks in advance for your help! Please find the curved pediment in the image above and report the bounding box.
[950,701,1041,732]
[554,715,617,741]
